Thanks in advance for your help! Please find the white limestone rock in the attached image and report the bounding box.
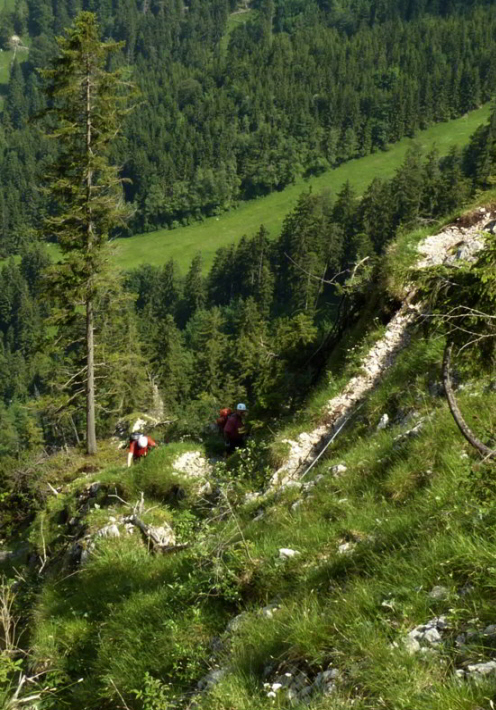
[260,603,280,619]
[96,524,120,539]
[173,451,212,479]
[458,661,496,681]
[196,668,227,691]
[428,585,449,601]
[337,541,355,555]
[377,413,389,430]
[226,612,248,634]
[132,418,148,433]
[403,636,421,654]
[149,523,175,546]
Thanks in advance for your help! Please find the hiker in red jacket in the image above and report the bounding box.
[127,433,157,467]
[224,403,248,454]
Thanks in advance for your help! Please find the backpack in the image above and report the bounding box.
[129,432,142,445]
[217,408,232,431]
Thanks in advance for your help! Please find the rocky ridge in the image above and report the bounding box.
[269,208,493,491]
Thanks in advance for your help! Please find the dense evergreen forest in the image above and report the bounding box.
[1,0,496,250]
[1,0,496,529]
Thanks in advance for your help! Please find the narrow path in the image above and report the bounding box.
[269,208,493,489]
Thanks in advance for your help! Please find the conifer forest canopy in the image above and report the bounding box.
[1,0,496,250]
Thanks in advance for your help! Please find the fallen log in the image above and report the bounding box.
[123,514,190,553]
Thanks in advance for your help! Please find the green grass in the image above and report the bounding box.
[1,332,490,708]
[221,8,257,52]
[0,49,15,84]
[20,318,496,710]
[14,105,492,272]
[113,104,492,273]
[0,46,29,110]
[5,205,496,710]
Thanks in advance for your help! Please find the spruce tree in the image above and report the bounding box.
[392,146,424,227]
[41,12,133,454]
[182,253,205,324]
[4,60,28,130]
[358,178,395,254]
[153,259,182,321]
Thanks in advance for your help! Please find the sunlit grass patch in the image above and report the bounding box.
[114,105,492,272]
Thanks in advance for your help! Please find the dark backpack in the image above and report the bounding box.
[129,432,142,445]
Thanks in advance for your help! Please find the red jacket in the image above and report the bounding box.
[129,436,156,458]
[223,414,245,442]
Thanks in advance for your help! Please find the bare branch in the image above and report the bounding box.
[46,482,60,497]
[122,514,190,554]
[284,253,370,287]
[109,679,132,710]
[284,252,349,286]
[443,341,496,460]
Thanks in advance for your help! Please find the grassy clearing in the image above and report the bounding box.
[0,47,29,110]
[0,49,15,85]
[10,105,492,271]
[113,105,491,272]
[221,8,257,52]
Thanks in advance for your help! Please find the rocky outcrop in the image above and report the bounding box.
[403,616,448,654]
[269,209,492,491]
[173,451,212,478]
[263,665,339,705]
[172,451,213,496]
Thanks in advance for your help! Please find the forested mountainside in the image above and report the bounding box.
[0,0,495,500]
[0,2,495,707]
[1,0,496,249]
[1,97,496,527]
[1,191,495,710]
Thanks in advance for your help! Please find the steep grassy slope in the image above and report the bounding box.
[4,205,494,710]
[112,104,491,272]
[19,325,496,710]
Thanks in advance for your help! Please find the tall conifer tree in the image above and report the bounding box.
[42,12,133,454]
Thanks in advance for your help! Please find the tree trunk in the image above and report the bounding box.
[86,297,97,455]
[443,341,496,460]
[85,57,97,455]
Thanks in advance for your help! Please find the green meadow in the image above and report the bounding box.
[0,27,29,108]
[112,104,491,272]
[0,49,15,85]
[1,0,16,10]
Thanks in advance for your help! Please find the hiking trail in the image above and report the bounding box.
[269,208,493,490]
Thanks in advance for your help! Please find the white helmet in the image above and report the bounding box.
[236,403,247,412]
[138,434,148,448]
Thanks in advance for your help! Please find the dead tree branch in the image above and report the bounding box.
[284,253,370,287]
[443,341,496,460]
[123,515,189,554]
